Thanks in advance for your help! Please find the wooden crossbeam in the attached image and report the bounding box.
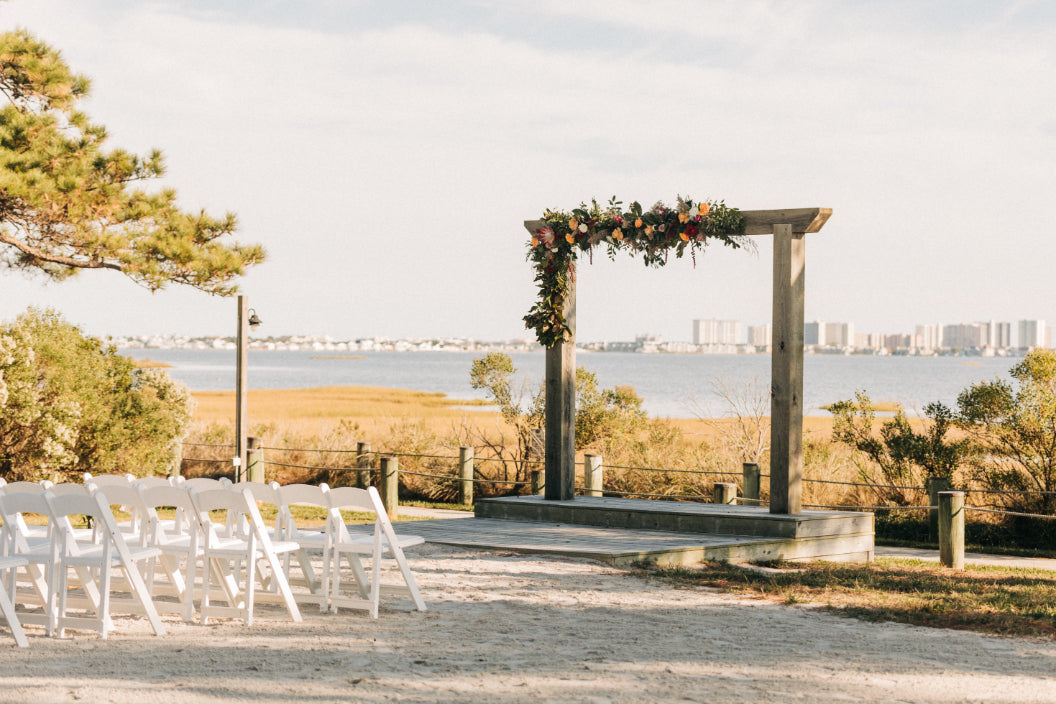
[741,208,832,235]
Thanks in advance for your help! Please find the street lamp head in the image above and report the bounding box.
[248,309,263,327]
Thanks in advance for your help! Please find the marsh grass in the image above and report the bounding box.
[649,558,1056,639]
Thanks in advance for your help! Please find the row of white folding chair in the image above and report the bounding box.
[205,480,426,617]
[256,482,426,618]
[89,482,301,627]
[0,489,166,641]
[0,478,296,638]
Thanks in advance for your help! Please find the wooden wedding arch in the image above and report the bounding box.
[522,207,832,515]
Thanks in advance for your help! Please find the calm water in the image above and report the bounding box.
[122,348,1016,419]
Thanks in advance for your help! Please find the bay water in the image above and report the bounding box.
[122,348,1016,419]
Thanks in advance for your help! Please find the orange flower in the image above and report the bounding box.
[679,231,689,242]
[678,212,689,224]
[568,217,579,230]
[698,202,710,216]
[531,237,539,247]
[644,225,653,236]
[565,233,575,244]
[634,218,643,228]
[612,229,624,241]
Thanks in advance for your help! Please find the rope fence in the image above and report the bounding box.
[178,441,1056,523]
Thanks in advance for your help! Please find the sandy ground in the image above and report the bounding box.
[2,544,1056,704]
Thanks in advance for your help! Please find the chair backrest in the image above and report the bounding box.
[183,477,232,491]
[93,484,151,546]
[276,483,329,538]
[0,490,53,552]
[231,480,280,503]
[194,488,272,547]
[49,482,91,496]
[83,473,134,487]
[135,476,175,489]
[1,481,52,495]
[325,486,378,543]
[140,484,204,545]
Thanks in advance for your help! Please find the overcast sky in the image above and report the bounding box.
[1,0,1054,343]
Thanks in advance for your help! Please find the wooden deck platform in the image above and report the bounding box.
[375,497,874,567]
[370,517,768,567]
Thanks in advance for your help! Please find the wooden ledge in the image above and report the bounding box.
[741,208,832,235]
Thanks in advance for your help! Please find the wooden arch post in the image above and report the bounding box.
[523,207,831,512]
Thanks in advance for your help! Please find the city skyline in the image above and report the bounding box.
[1,2,1055,344]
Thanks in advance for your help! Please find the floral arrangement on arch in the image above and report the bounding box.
[524,195,746,347]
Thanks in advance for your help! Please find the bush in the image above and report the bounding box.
[0,308,194,481]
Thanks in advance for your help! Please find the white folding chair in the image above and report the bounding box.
[135,476,176,490]
[141,485,205,622]
[275,483,331,610]
[0,555,30,647]
[93,483,151,547]
[230,481,284,540]
[183,477,232,491]
[48,483,92,496]
[194,488,302,626]
[0,491,57,636]
[326,486,426,618]
[82,473,134,488]
[1,481,53,494]
[47,492,166,639]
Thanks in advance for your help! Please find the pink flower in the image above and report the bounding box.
[537,227,555,247]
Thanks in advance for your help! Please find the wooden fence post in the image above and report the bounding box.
[356,441,372,488]
[246,436,263,483]
[459,446,474,506]
[530,467,545,495]
[584,453,603,497]
[938,491,965,570]
[927,477,950,542]
[742,462,761,506]
[380,456,399,520]
[713,482,737,505]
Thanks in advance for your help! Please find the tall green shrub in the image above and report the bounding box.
[0,308,193,481]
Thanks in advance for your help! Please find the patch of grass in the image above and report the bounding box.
[647,558,1056,639]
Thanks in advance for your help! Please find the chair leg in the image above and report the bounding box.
[0,583,28,648]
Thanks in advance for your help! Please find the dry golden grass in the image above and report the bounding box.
[191,386,494,437]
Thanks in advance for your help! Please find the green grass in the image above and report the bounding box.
[646,557,1056,639]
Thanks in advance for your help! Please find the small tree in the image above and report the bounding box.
[0,308,194,481]
[0,29,263,292]
[956,349,1056,514]
[468,353,648,487]
[829,391,967,505]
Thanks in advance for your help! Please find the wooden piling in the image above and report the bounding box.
[380,456,399,520]
[938,491,965,570]
[742,462,761,505]
[356,441,372,489]
[713,482,738,505]
[584,453,603,497]
[459,446,474,506]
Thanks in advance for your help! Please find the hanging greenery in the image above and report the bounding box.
[524,196,747,347]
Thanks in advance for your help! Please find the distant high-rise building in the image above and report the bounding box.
[692,319,741,345]
[747,324,772,347]
[942,323,988,349]
[987,321,1012,348]
[915,324,942,350]
[805,321,824,346]
[1018,320,1046,349]
[824,322,855,348]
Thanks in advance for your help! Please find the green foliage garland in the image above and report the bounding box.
[523,196,746,347]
